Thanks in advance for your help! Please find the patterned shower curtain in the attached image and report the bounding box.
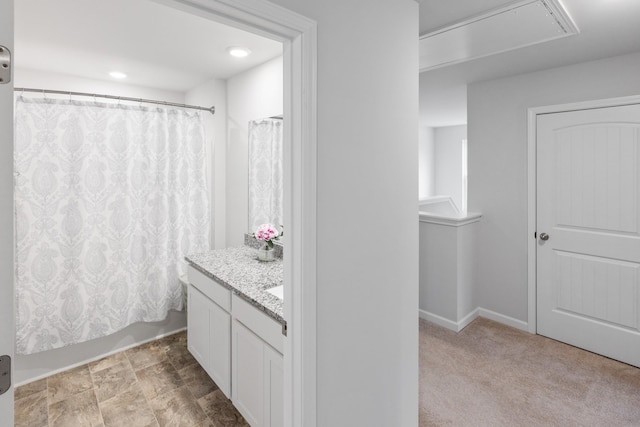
[248,118,283,233]
[14,97,210,355]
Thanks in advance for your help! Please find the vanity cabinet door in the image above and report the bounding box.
[232,319,264,427]
[232,317,284,427]
[188,284,211,370]
[209,298,231,398]
[264,345,284,427]
[188,284,231,398]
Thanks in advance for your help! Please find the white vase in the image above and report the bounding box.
[257,245,276,262]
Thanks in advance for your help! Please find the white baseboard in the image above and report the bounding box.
[458,308,479,331]
[419,307,529,333]
[419,309,458,331]
[419,308,479,332]
[477,308,529,332]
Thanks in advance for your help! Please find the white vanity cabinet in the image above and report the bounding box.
[232,295,284,427]
[187,264,284,427]
[187,266,231,398]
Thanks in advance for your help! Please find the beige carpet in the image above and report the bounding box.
[419,317,640,426]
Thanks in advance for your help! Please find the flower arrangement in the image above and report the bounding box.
[253,223,283,249]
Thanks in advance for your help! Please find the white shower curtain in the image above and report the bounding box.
[248,118,283,233]
[14,97,210,355]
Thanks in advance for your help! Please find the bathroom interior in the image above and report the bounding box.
[13,0,287,425]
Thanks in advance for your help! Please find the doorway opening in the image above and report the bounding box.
[10,1,317,425]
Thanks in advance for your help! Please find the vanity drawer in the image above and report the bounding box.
[188,265,231,312]
[232,294,284,354]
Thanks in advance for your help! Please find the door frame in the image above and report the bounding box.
[526,94,640,334]
[159,2,318,426]
[0,0,13,424]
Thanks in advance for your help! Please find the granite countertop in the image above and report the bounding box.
[185,246,284,324]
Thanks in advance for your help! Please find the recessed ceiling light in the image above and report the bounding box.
[109,71,127,79]
[227,46,251,58]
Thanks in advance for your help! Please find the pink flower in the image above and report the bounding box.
[254,223,279,242]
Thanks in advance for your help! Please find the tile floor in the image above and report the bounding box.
[14,331,249,427]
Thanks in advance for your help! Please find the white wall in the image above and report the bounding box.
[434,125,466,211]
[419,222,457,321]
[419,124,467,210]
[419,75,467,128]
[13,68,188,384]
[419,126,435,199]
[185,77,227,250]
[419,218,478,328]
[457,220,477,320]
[468,51,640,323]
[226,57,283,247]
[15,68,185,103]
[269,1,419,425]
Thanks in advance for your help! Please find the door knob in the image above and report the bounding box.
[539,232,549,241]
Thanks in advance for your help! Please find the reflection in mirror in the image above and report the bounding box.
[248,117,283,235]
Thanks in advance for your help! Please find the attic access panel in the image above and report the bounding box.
[419,0,578,72]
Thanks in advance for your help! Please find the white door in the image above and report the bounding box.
[0,0,14,424]
[537,103,640,367]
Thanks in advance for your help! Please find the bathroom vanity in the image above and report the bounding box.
[186,247,285,427]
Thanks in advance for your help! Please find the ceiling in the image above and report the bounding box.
[418,0,640,127]
[15,0,640,126]
[15,0,283,92]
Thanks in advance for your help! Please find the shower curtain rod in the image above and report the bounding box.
[14,87,216,115]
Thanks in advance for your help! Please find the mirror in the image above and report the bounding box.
[248,117,284,236]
